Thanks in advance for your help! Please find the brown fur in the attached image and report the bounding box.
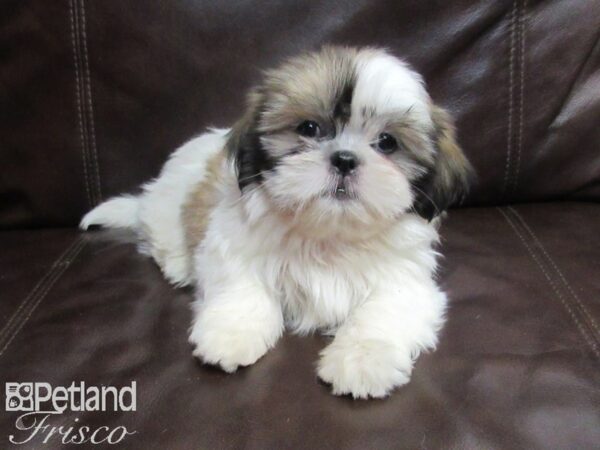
[412,105,473,219]
[182,150,226,255]
[430,105,473,198]
[258,46,360,133]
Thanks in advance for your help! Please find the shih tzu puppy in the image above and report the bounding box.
[81,46,472,399]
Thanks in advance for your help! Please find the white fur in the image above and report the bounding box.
[81,49,449,399]
[354,51,433,128]
[81,128,228,286]
[80,195,139,229]
[193,179,444,397]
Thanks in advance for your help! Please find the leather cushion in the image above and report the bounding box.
[1,203,598,448]
[1,0,599,228]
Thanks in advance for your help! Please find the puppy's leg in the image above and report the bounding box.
[317,282,446,399]
[189,256,284,373]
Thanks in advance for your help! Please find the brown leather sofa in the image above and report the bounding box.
[1,1,599,448]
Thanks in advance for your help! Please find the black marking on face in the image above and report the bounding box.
[333,80,354,124]
[410,166,439,221]
[227,99,276,192]
[236,130,275,191]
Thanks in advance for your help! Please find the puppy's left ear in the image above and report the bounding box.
[226,88,273,191]
[413,106,475,221]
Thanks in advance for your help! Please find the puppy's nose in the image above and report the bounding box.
[330,150,358,176]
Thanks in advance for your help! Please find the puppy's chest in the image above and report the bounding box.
[274,243,373,328]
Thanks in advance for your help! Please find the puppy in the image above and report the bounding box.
[81,46,473,399]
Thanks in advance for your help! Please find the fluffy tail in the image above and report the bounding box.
[80,195,140,230]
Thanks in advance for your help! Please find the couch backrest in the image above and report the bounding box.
[1,0,599,228]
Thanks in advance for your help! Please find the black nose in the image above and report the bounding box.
[330,150,358,175]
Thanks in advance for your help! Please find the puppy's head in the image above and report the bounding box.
[227,46,473,237]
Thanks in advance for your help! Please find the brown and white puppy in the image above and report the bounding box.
[81,46,473,399]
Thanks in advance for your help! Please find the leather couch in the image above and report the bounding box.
[1,1,598,448]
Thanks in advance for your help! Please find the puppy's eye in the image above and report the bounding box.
[296,120,320,138]
[376,133,398,154]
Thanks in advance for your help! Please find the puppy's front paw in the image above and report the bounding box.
[317,338,412,399]
[189,321,274,373]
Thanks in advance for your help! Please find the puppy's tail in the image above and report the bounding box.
[79,195,140,231]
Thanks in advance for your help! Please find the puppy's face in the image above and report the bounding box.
[228,47,473,237]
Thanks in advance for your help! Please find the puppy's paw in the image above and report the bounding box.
[317,338,412,399]
[161,254,192,287]
[188,321,274,373]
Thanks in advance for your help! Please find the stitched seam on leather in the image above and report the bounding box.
[500,207,600,359]
[0,238,84,343]
[511,0,526,194]
[502,1,517,197]
[508,206,600,339]
[69,0,92,208]
[0,237,86,357]
[498,208,600,360]
[79,0,102,204]
[0,239,80,343]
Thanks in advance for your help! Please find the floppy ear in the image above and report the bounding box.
[412,106,474,221]
[225,89,273,191]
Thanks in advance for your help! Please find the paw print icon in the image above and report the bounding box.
[5,383,34,412]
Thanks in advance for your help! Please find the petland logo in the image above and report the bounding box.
[5,382,137,445]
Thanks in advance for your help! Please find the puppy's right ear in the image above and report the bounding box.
[412,106,474,221]
[226,89,273,191]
